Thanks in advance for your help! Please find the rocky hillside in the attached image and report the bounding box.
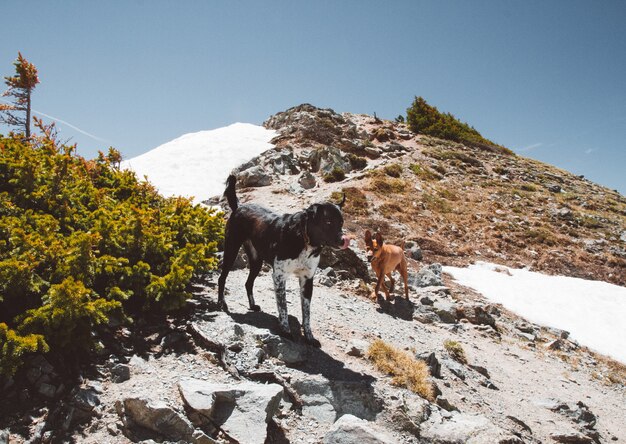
[1,104,624,444]
[260,104,625,286]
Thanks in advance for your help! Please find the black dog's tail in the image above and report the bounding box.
[224,174,238,211]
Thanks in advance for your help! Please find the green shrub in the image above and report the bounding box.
[406,96,512,155]
[409,163,441,181]
[444,339,467,363]
[0,134,223,375]
[347,154,367,170]
[323,166,346,183]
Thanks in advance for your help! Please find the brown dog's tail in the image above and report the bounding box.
[224,174,238,211]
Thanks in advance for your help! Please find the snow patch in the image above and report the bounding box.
[444,262,626,364]
[121,123,277,204]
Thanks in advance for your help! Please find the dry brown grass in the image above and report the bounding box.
[331,187,369,217]
[367,339,435,400]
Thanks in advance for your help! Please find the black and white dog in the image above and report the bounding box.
[217,175,350,347]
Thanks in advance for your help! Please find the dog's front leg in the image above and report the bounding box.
[299,275,321,348]
[272,270,292,339]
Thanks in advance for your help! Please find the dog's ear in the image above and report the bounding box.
[375,232,384,246]
[306,204,319,221]
[365,229,372,244]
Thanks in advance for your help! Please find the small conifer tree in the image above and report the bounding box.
[0,52,40,138]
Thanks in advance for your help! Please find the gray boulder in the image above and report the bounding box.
[324,414,395,444]
[0,430,8,444]
[123,397,194,442]
[238,165,272,187]
[298,170,317,189]
[420,411,522,444]
[411,264,444,287]
[178,379,283,444]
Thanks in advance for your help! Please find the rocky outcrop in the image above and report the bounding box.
[121,397,195,442]
[178,379,283,444]
[324,414,395,444]
[264,104,359,148]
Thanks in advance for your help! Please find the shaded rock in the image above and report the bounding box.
[548,184,562,193]
[432,300,459,324]
[264,104,357,147]
[70,385,101,423]
[258,333,308,365]
[345,339,369,357]
[111,364,131,383]
[267,150,300,175]
[291,375,336,423]
[298,170,317,189]
[388,392,431,435]
[319,247,370,282]
[469,364,490,379]
[407,245,423,261]
[123,397,194,441]
[0,430,8,444]
[291,375,382,424]
[238,165,272,187]
[38,382,57,398]
[178,379,283,444]
[459,304,497,328]
[324,414,395,444]
[551,430,595,443]
[421,411,522,444]
[416,352,442,379]
[411,263,443,287]
[442,358,467,381]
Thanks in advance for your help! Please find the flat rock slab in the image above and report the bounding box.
[123,397,194,441]
[178,378,283,444]
[420,411,522,444]
[324,414,395,444]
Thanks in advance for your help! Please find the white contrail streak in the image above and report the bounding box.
[32,109,110,143]
[0,99,109,143]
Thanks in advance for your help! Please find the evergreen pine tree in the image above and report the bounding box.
[0,53,40,138]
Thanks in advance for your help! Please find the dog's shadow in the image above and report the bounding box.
[375,294,415,321]
[229,310,376,384]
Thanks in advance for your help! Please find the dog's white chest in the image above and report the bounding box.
[274,247,320,279]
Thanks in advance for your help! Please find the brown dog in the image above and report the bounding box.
[364,230,409,301]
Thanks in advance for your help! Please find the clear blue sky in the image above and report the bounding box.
[2,1,625,194]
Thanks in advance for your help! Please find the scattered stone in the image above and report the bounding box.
[259,333,308,365]
[291,375,337,423]
[432,300,458,324]
[238,165,272,187]
[38,382,57,398]
[0,430,8,444]
[298,170,317,189]
[420,411,523,444]
[123,397,194,442]
[178,379,283,444]
[551,430,595,443]
[345,339,369,357]
[436,396,458,412]
[71,385,101,423]
[459,304,496,328]
[469,365,490,379]
[403,242,423,261]
[442,359,466,381]
[416,352,442,379]
[411,263,444,288]
[420,296,434,305]
[547,184,562,193]
[111,364,131,383]
[388,392,431,435]
[547,339,564,350]
[324,414,395,444]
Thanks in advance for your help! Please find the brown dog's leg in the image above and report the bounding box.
[387,273,395,294]
[398,259,409,300]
